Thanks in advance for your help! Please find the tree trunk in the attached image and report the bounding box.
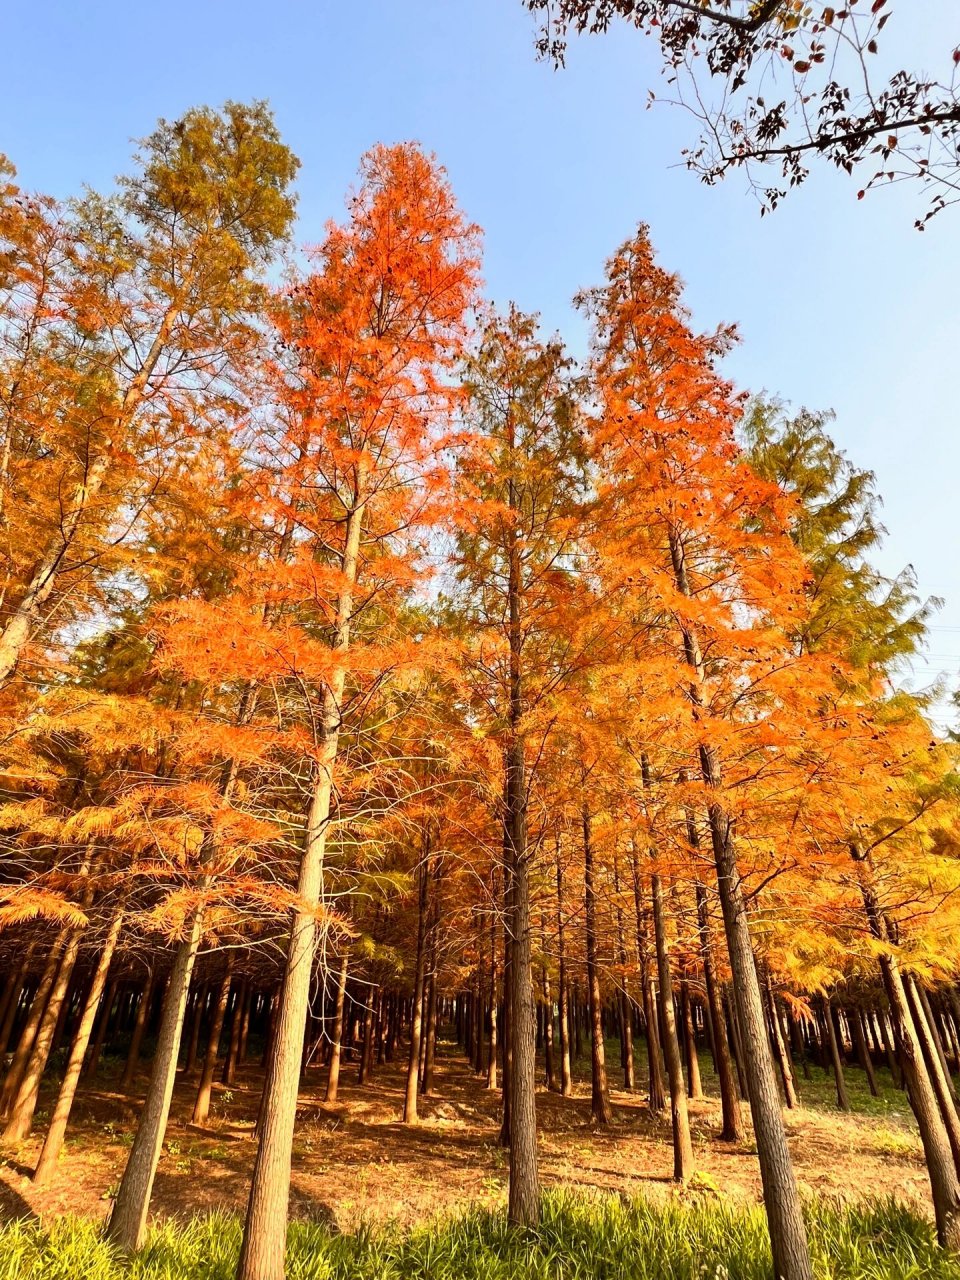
[422,967,439,1096]
[324,956,349,1104]
[192,956,235,1125]
[906,977,960,1165]
[613,854,635,1092]
[854,851,960,1248]
[403,848,430,1123]
[33,911,123,1182]
[106,910,204,1252]
[120,967,156,1092]
[358,984,376,1086]
[237,478,366,1280]
[669,522,812,1279]
[541,922,557,1092]
[0,934,66,1118]
[4,927,83,1143]
[184,983,207,1078]
[694,880,742,1141]
[766,979,798,1110]
[583,805,613,1125]
[821,998,850,1111]
[223,978,247,1086]
[851,1008,879,1097]
[917,982,959,1105]
[505,773,539,1225]
[487,904,499,1092]
[681,981,702,1101]
[650,860,694,1182]
[84,975,118,1081]
[0,944,37,1057]
[555,852,572,1097]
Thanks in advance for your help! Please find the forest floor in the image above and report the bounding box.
[0,1039,933,1231]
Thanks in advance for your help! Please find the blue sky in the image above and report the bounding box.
[4,0,958,720]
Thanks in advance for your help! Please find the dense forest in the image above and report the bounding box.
[1,100,960,1280]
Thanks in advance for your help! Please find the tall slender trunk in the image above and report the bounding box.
[0,944,37,1057]
[4,925,85,1142]
[821,998,850,1111]
[915,981,960,1106]
[850,1008,879,1097]
[358,983,376,1085]
[853,849,960,1248]
[541,971,556,1091]
[487,894,499,1092]
[324,955,349,1104]
[506,759,538,1225]
[906,978,960,1166]
[120,967,157,1093]
[694,879,742,1141]
[184,983,207,1078]
[668,524,811,1280]
[583,804,613,1125]
[106,908,205,1252]
[0,934,66,1118]
[613,853,635,1091]
[766,978,798,1110]
[403,845,430,1123]
[84,975,118,1081]
[649,848,693,1181]
[192,955,235,1125]
[33,910,123,1182]
[632,848,665,1113]
[681,982,702,1101]
[223,978,247,1086]
[555,850,572,1098]
[237,482,366,1280]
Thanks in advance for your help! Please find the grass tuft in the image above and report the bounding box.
[0,1192,955,1279]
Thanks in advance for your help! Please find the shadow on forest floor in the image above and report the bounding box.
[0,1037,932,1231]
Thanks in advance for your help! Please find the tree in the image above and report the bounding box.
[235,142,479,1280]
[0,102,298,693]
[525,0,960,224]
[454,307,593,1223]
[582,224,818,1280]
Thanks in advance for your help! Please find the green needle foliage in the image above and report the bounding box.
[0,1193,956,1280]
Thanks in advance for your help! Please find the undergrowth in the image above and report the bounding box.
[0,1191,955,1279]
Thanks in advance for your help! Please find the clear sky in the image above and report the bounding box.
[4,0,958,721]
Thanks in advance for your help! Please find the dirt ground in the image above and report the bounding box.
[0,1041,933,1231]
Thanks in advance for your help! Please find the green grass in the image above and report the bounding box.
[0,1193,956,1279]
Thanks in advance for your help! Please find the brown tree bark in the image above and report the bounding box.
[668,522,812,1279]
[120,967,156,1092]
[223,978,247,1086]
[0,943,37,1057]
[583,804,613,1126]
[650,853,694,1182]
[4,927,84,1142]
[403,846,431,1123]
[83,975,118,1081]
[681,981,702,1101]
[766,978,798,1110]
[554,851,572,1097]
[192,955,235,1125]
[107,909,205,1252]
[33,911,123,1182]
[854,850,960,1248]
[324,955,349,1104]
[821,998,850,1112]
[487,901,499,1092]
[850,1008,879,1097]
[694,880,742,1141]
[0,933,66,1118]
